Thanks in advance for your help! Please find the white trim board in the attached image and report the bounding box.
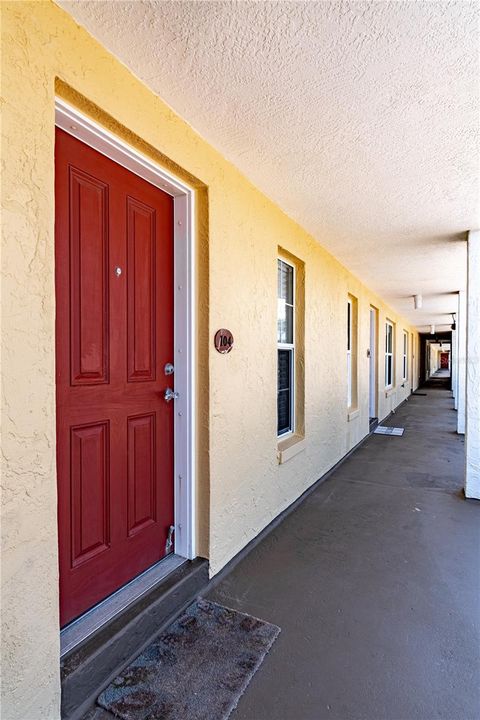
[55,98,197,562]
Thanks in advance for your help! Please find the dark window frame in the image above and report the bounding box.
[277,258,295,437]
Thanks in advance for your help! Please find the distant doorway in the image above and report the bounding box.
[419,332,452,390]
[369,307,378,421]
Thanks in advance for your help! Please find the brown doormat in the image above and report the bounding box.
[97,598,280,720]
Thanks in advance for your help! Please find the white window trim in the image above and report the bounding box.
[55,98,196,561]
[402,330,408,382]
[347,299,352,408]
[385,320,394,389]
[277,258,295,438]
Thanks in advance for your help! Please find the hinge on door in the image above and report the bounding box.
[165,525,175,554]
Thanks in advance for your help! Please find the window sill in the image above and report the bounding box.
[385,387,396,398]
[347,408,360,422]
[277,434,306,464]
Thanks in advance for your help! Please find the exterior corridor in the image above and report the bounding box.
[202,388,478,720]
[2,4,478,718]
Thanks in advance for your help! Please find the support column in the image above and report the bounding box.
[451,326,457,405]
[457,290,466,434]
[465,230,480,499]
[453,291,460,408]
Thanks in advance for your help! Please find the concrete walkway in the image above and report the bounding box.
[207,387,479,720]
[431,369,450,377]
[84,387,479,720]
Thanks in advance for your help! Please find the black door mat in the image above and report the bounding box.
[412,392,427,396]
[97,599,280,720]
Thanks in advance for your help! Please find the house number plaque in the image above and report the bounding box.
[214,329,234,354]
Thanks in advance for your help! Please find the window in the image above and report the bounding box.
[277,258,295,436]
[347,296,358,409]
[402,331,408,381]
[277,250,305,452]
[385,321,394,388]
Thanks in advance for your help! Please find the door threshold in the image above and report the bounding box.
[60,554,186,657]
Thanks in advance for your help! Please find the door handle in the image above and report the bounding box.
[164,387,179,402]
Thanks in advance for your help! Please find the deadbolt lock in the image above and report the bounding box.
[164,363,174,375]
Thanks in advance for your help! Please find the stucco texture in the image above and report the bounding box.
[58,0,478,333]
[1,2,418,718]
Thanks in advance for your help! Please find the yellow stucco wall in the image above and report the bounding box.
[1,2,419,717]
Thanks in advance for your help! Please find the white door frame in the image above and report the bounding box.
[369,307,377,419]
[410,332,415,390]
[55,98,196,561]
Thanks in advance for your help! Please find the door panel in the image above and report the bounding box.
[71,421,110,567]
[127,413,157,536]
[127,197,157,382]
[69,168,109,385]
[56,128,174,626]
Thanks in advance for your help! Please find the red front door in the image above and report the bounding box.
[55,129,174,626]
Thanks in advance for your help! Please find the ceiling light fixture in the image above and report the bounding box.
[413,294,422,309]
[430,324,435,334]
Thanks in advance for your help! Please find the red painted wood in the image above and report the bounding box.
[55,128,174,626]
[70,422,110,568]
[69,168,109,385]
[127,197,156,382]
[127,414,156,536]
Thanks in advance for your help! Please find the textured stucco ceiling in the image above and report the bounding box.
[58,0,479,330]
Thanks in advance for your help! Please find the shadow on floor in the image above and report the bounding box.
[423,368,451,391]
